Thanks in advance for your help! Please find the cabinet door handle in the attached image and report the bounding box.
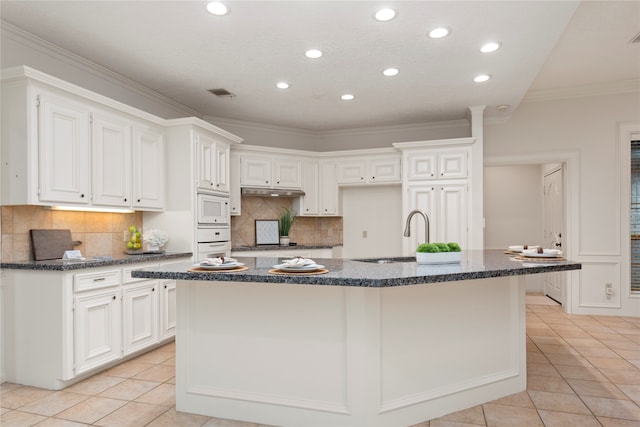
[93,277,106,282]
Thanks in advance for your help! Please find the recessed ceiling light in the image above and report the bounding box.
[480,42,501,53]
[374,8,396,22]
[305,49,323,59]
[382,68,399,77]
[341,94,355,101]
[276,82,290,89]
[206,2,228,15]
[473,74,491,83]
[428,27,450,39]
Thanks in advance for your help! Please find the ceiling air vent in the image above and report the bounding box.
[631,32,640,44]
[208,88,234,97]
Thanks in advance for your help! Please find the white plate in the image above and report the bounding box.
[274,263,325,272]
[508,245,539,253]
[521,251,562,258]
[196,262,244,270]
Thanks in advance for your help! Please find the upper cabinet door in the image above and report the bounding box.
[438,151,468,179]
[240,155,272,187]
[406,152,437,181]
[132,125,164,210]
[196,133,216,191]
[38,93,91,204]
[92,111,132,207]
[273,158,302,189]
[214,142,230,193]
[368,157,401,183]
[337,160,366,184]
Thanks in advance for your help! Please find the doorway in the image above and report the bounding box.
[543,166,565,304]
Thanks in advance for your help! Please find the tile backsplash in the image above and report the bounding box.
[1,205,143,262]
[231,197,343,248]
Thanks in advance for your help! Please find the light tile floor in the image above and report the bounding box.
[1,294,639,426]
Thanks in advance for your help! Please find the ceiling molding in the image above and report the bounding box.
[204,115,321,137]
[523,79,640,103]
[1,21,201,119]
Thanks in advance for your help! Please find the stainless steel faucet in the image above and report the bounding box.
[403,209,430,244]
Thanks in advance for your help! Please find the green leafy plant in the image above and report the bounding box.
[416,242,461,253]
[279,208,296,236]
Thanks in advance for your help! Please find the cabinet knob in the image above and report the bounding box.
[112,295,116,300]
[80,194,85,198]
[210,182,214,186]
[360,177,364,180]
[164,285,168,289]
[152,288,156,292]
[266,180,269,184]
[124,198,127,202]
[371,176,375,180]
[137,199,141,202]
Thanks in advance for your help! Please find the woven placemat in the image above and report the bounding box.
[514,256,566,262]
[188,266,249,273]
[268,268,329,275]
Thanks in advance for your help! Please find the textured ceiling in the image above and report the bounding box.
[1,1,638,131]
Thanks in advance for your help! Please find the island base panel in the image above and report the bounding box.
[176,276,526,426]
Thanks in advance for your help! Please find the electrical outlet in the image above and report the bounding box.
[327,229,333,237]
[605,283,613,298]
[123,230,129,242]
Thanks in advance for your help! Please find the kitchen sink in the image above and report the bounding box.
[352,256,416,264]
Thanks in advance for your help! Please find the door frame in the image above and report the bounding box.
[485,150,579,312]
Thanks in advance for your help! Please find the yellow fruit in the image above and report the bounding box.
[127,241,134,249]
[128,225,137,233]
[134,235,141,243]
[130,235,137,243]
[134,242,141,249]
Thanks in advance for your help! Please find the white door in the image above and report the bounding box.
[38,93,91,204]
[123,281,159,355]
[92,112,132,207]
[132,126,165,209]
[74,289,122,374]
[543,167,565,304]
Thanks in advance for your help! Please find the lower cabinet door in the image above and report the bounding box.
[74,289,122,375]
[123,281,159,356]
[159,280,177,340]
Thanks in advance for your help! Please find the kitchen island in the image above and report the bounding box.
[133,250,581,427]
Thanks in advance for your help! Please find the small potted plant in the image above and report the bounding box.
[279,208,296,246]
[416,242,462,264]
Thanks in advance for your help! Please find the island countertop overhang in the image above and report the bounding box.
[131,249,581,288]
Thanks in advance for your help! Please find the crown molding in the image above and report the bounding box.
[206,114,469,138]
[1,21,201,118]
[523,79,640,103]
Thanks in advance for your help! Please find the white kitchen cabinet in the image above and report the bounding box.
[296,159,319,215]
[406,148,468,181]
[122,280,159,356]
[240,155,302,189]
[406,183,468,250]
[319,161,339,215]
[91,111,132,207]
[132,125,165,210]
[38,92,91,204]
[337,155,401,185]
[74,287,122,375]
[1,68,166,211]
[3,256,189,390]
[196,132,230,193]
[159,280,177,340]
[230,151,242,215]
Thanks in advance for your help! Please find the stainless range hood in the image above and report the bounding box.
[241,187,305,197]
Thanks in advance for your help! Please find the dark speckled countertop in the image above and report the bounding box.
[131,250,581,288]
[0,252,193,271]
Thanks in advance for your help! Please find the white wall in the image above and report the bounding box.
[340,185,403,258]
[484,164,543,249]
[484,164,544,292]
[485,91,640,316]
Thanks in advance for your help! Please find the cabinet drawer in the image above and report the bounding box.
[122,263,160,284]
[74,269,121,292]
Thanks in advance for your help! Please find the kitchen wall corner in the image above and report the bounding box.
[231,197,343,247]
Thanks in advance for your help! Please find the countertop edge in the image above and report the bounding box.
[0,252,193,271]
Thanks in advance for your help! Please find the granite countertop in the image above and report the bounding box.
[0,252,193,271]
[232,245,336,251]
[131,250,581,288]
